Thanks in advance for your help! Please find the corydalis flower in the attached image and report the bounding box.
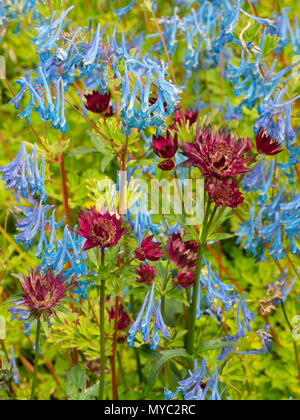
[181,127,252,178]
[135,236,163,262]
[85,91,113,116]
[205,176,244,208]
[77,207,126,251]
[20,270,67,319]
[136,264,156,285]
[256,127,283,156]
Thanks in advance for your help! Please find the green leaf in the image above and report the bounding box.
[208,233,235,241]
[127,159,154,169]
[1,293,24,305]
[196,339,237,353]
[145,348,192,390]
[68,148,98,157]
[66,365,86,400]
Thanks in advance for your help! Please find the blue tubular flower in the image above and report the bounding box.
[127,285,170,349]
[127,290,150,348]
[140,284,155,342]
[164,387,180,400]
[72,281,94,300]
[265,274,296,306]
[257,325,273,355]
[10,347,20,385]
[32,7,74,53]
[113,0,136,23]
[14,201,52,252]
[239,294,255,333]
[8,303,33,337]
[176,359,221,400]
[0,143,47,202]
[198,259,236,316]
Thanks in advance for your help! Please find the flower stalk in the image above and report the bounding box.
[98,248,106,400]
[30,319,41,400]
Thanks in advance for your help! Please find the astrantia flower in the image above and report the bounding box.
[256,127,283,156]
[135,235,163,262]
[205,176,244,208]
[108,306,130,331]
[181,127,252,178]
[158,159,175,171]
[77,207,126,250]
[20,270,67,319]
[169,108,199,131]
[152,132,178,159]
[136,264,156,285]
[85,91,112,116]
[167,234,199,288]
[166,234,198,270]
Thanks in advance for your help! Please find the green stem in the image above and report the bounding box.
[98,249,106,400]
[281,300,300,383]
[186,203,217,355]
[30,319,41,400]
[130,295,143,387]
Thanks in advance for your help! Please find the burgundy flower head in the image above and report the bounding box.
[177,269,195,288]
[205,176,244,208]
[158,159,175,171]
[256,127,283,156]
[21,270,67,319]
[85,91,113,116]
[167,234,198,270]
[77,207,126,251]
[167,234,200,288]
[108,306,130,330]
[169,108,199,131]
[136,263,156,285]
[135,235,163,262]
[152,132,178,159]
[181,127,252,178]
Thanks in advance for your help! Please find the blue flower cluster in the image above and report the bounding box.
[0,0,41,42]
[10,6,182,136]
[127,284,170,350]
[0,143,88,282]
[165,359,220,400]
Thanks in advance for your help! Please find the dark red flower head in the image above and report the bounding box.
[205,176,244,208]
[135,235,163,262]
[177,269,195,288]
[108,306,131,330]
[77,207,126,251]
[256,127,283,156]
[158,159,175,171]
[169,108,199,131]
[181,127,252,178]
[21,270,67,319]
[85,91,113,116]
[167,234,199,288]
[152,132,178,159]
[136,263,156,285]
[167,234,198,271]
